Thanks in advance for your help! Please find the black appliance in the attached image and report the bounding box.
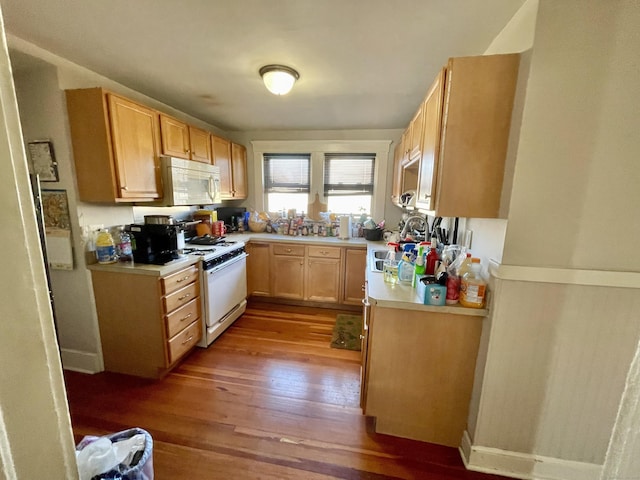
[127,224,180,265]
[215,206,246,232]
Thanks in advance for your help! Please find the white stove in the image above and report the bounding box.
[184,236,248,348]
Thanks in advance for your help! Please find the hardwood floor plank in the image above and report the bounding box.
[65,299,509,480]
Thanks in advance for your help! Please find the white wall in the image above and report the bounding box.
[464,2,640,478]
[0,14,77,477]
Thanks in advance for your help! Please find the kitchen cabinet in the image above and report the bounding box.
[65,88,163,203]
[361,304,482,447]
[271,243,305,299]
[305,246,342,303]
[159,114,212,163]
[246,241,271,297]
[90,263,201,378]
[415,54,520,217]
[360,281,371,410]
[407,101,425,163]
[343,248,366,305]
[213,135,248,200]
[230,143,248,199]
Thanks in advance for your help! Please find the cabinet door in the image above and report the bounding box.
[305,257,341,302]
[408,102,425,163]
[188,126,212,163]
[391,142,404,205]
[415,68,446,211]
[343,249,366,305]
[211,135,233,199]
[246,242,271,297]
[108,94,162,200]
[272,255,305,299]
[231,143,248,199]
[160,114,190,159]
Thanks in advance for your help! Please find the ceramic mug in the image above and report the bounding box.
[212,221,226,237]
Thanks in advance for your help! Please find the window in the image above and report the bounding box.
[264,153,310,214]
[324,153,375,215]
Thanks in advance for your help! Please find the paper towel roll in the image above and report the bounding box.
[339,216,351,239]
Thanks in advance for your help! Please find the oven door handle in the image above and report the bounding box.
[205,252,248,275]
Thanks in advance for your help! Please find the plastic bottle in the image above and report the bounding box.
[383,244,400,285]
[457,253,473,278]
[412,254,426,287]
[398,257,415,284]
[116,227,133,264]
[459,259,487,308]
[426,243,439,275]
[96,229,117,264]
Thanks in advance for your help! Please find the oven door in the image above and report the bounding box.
[199,253,247,345]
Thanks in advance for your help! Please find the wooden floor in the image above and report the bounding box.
[65,299,508,479]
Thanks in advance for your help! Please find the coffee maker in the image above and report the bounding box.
[127,224,180,265]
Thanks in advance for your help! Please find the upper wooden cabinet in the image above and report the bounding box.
[408,102,425,163]
[212,135,248,200]
[416,54,520,217]
[65,88,163,203]
[159,114,212,163]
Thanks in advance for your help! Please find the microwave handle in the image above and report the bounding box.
[208,175,220,202]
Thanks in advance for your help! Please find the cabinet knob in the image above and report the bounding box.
[180,313,192,322]
[176,275,191,283]
[122,186,128,191]
[178,293,191,301]
[360,334,365,340]
[181,335,194,345]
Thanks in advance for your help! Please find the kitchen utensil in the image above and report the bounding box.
[307,193,327,221]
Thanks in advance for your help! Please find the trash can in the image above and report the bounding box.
[75,427,154,480]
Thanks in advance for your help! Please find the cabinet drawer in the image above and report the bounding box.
[167,319,201,364]
[162,265,199,295]
[165,298,200,338]
[164,282,199,313]
[307,245,341,259]
[272,244,305,256]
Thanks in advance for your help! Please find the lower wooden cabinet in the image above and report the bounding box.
[361,305,483,447]
[343,248,367,305]
[246,242,271,297]
[247,241,365,306]
[90,263,201,378]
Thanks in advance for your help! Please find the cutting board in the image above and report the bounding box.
[307,193,327,221]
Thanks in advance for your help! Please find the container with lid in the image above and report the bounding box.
[459,258,486,308]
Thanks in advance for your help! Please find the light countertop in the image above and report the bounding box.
[87,255,200,277]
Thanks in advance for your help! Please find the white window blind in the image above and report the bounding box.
[323,153,375,196]
[264,153,310,193]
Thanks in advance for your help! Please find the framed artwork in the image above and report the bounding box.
[28,140,59,182]
[41,189,73,270]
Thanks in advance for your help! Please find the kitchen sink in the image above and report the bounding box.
[369,249,389,272]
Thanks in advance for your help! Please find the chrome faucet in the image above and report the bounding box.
[400,215,428,240]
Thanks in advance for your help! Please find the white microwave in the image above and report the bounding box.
[159,156,221,206]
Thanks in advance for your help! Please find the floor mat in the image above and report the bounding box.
[330,314,363,351]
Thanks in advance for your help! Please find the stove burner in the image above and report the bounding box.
[188,235,226,245]
[183,247,216,256]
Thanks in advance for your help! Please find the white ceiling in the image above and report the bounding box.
[1,0,525,132]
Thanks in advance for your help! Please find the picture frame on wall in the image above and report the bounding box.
[28,140,59,182]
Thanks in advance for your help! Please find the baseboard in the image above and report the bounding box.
[460,430,602,480]
[60,348,103,374]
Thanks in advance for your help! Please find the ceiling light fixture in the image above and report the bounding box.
[259,64,300,95]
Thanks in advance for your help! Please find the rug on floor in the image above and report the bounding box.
[330,314,363,351]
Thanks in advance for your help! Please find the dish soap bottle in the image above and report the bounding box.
[383,244,400,285]
[459,258,487,308]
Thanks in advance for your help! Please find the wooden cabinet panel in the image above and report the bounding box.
[305,256,341,303]
[188,126,212,163]
[343,249,366,305]
[272,244,305,256]
[272,254,305,299]
[65,88,162,203]
[160,114,190,159]
[212,135,233,198]
[307,245,341,259]
[161,264,198,295]
[167,319,201,364]
[246,242,271,297]
[391,142,404,205]
[231,143,248,199]
[163,282,199,313]
[415,68,446,211]
[408,102,425,162]
[363,305,482,447]
[165,298,200,338]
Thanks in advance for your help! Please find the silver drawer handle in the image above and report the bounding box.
[180,313,192,322]
[176,275,191,283]
[178,294,191,301]
[181,335,194,345]
[360,335,365,340]
[320,250,328,255]
[285,248,292,253]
